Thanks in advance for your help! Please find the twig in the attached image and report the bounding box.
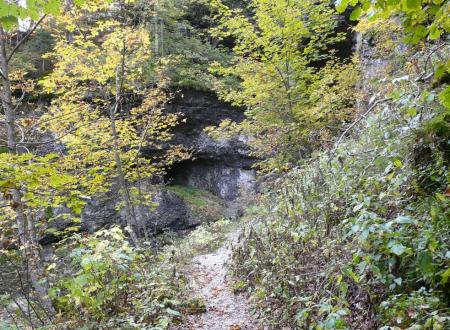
[332,98,391,155]
[416,42,448,81]
[6,15,47,64]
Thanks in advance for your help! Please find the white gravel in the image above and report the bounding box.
[172,232,259,330]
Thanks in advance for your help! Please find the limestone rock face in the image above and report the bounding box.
[160,90,257,200]
[39,90,255,244]
[81,186,195,235]
[39,183,225,245]
[169,159,255,201]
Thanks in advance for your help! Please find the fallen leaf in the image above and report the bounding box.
[444,186,450,197]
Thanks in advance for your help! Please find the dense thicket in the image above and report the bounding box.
[232,39,450,327]
[227,1,450,329]
[0,0,448,328]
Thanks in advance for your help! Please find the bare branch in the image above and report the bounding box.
[416,42,449,81]
[332,98,391,155]
[6,15,47,63]
[16,120,103,146]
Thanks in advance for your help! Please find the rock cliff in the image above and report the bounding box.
[40,90,256,244]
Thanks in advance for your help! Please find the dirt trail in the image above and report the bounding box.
[172,231,258,330]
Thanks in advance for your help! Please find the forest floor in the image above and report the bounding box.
[171,231,258,330]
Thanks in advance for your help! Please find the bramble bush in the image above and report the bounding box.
[231,40,450,328]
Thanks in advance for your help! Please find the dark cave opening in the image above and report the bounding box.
[165,159,202,187]
[164,158,256,201]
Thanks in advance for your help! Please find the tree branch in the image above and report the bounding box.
[6,15,47,64]
[332,98,391,155]
[15,120,102,146]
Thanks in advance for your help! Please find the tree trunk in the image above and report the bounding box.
[109,101,140,246]
[109,56,140,246]
[64,0,74,44]
[0,26,55,319]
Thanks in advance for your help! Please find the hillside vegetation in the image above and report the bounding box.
[232,41,450,328]
[0,0,449,329]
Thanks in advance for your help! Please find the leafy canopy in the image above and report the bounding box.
[40,0,187,198]
[0,0,91,30]
[336,0,450,43]
[209,0,359,172]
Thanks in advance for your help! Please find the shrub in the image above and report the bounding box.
[230,48,450,328]
[51,227,186,328]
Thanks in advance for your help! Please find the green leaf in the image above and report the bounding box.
[429,24,442,40]
[335,0,349,13]
[339,281,349,296]
[406,0,421,8]
[439,86,450,109]
[441,268,450,284]
[434,64,446,80]
[0,2,20,18]
[42,0,61,15]
[391,243,406,256]
[0,16,18,30]
[350,6,362,20]
[407,107,418,117]
[374,156,386,168]
[394,277,402,286]
[393,159,403,168]
[342,267,360,283]
[166,308,182,317]
[75,274,90,286]
[406,25,428,43]
[395,215,415,224]
[65,226,81,233]
[418,251,435,275]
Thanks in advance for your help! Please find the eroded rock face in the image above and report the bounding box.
[158,90,257,200]
[168,158,255,201]
[39,90,256,244]
[129,188,200,232]
[81,186,195,235]
[39,183,224,245]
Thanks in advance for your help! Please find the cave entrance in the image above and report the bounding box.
[165,158,256,201]
[165,159,204,187]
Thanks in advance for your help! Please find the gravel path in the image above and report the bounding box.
[172,232,258,330]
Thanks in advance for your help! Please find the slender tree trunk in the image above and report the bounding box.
[1,28,16,154]
[154,1,159,55]
[160,16,164,57]
[64,0,74,44]
[109,101,140,246]
[109,51,140,246]
[0,26,55,319]
[285,57,293,116]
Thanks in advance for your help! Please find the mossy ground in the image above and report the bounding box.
[166,185,228,224]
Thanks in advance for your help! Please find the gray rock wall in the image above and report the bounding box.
[161,91,257,200]
[39,90,256,244]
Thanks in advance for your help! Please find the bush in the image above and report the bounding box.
[51,227,186,329]
[230,57,450,328]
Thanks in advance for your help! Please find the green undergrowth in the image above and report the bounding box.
[159,217,235,266]
[231,48,450,328]
[1,218,235,329]
[60,217,234,329]
[166,185,217,207]
[166,185,227,223]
